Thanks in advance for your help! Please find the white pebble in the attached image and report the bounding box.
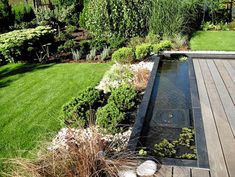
[136,160,157,176]
[118,169,137,177]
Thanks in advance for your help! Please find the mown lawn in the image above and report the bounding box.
[190,31,235,51]
[0,63,110,161]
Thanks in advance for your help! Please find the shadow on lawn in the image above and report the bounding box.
[0,64,55,88]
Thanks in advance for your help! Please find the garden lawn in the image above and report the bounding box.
[190,31,235,51]
[0,63,110,160]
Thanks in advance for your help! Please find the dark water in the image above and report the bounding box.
[144,60,193,147]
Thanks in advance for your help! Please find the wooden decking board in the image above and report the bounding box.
[157,165,173,177]
[193,59,229,177]
[229,60,235,69]
[192,168,210,177]
[199,59,235,177]
[206,60,235,137]
[214,60,235,105]
[173,167,190,177]
[223,60,235,83]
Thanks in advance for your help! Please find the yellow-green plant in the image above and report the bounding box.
[135,43,153,60]
[0,26,54,63]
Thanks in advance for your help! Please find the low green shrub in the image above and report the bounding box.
[152,40,172,54]
[62,87,103,127]
[0,26,54,63]
[228,20,235,31]
[108,86,138,111]
[96,102,125,133]
[112,47,135,64]
[135,43,152,61]
[201,21,229,31]
[12,4,35,24]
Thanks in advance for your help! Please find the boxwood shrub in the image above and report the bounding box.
[0,26,54,63]
[112,47,135,64]
[108,86,138,111]
[96,86,139,133]
[62,87,103,127]
[152,40,172,54]
[135,43,153,61]
[96,102,125,133]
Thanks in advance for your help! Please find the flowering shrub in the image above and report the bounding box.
[96,64,134,93]
[0,26,55,63]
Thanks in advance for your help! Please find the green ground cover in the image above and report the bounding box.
[0,63,110,161]
[190,31,235,51]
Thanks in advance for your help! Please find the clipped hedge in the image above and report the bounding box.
[0,26,54,63]
[108,86,138,111]
[112,47,135,64]
[135,43,152,61]
[96,102,125,133]
[152,40,172,54]
[62,87,103,127]
[96,86,139,133]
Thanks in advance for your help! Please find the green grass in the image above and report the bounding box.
[0,63,110,161]
[190,31,235,51]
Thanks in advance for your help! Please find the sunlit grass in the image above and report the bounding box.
[0,63,110,162]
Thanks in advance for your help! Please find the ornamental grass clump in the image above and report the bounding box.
[4,127,137,177]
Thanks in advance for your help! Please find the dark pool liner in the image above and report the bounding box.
[128,55,209,168]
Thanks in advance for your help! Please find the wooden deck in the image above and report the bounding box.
[154,59,235,177]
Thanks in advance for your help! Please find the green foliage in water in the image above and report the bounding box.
[154,139,177,157]
[139,148,148,156]
[152,128,197,160]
